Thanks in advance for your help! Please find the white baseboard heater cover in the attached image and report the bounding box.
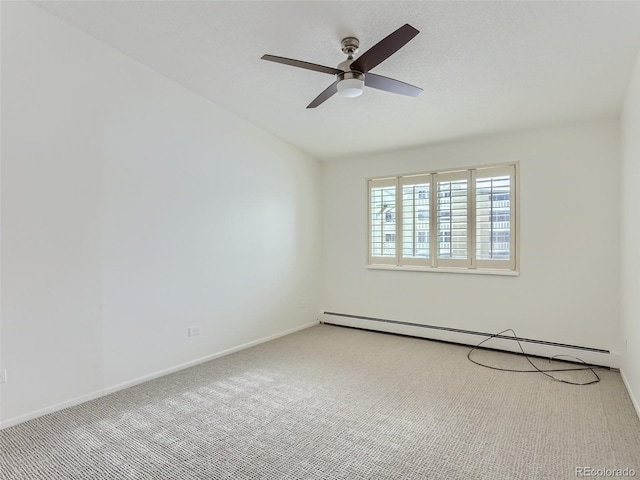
[321,311,616,368]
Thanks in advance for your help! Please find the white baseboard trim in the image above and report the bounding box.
[0,389,104,430]
[102,320,319,396]
[620,368,640,421]
[321,313,617,368]
[0,320,319,430]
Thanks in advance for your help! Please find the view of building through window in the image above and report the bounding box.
[370,184,396,258]
[476,175,511,260]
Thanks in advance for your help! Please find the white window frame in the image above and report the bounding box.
[366,163,519,275]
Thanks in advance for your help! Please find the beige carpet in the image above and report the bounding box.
[1,324,639,479]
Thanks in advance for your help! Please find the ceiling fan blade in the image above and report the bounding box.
[261,55,342,75]
[350,24,419,74]
[365,73,423,97]
[307,81,339,108]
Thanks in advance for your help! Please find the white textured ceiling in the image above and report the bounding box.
[34,1,640,160]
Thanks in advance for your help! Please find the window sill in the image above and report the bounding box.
[366,264,519,276]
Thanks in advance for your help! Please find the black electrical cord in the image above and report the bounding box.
[467,328,601,385]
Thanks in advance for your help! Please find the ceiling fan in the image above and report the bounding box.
[261,24,423,108]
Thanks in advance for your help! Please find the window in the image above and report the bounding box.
[475,166,514,267]
[369,179,397,263]
[400,175,431,264]
[368,163,517,272]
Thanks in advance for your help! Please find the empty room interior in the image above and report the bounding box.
[2,1,640,479]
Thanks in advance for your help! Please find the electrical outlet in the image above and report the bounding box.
[188,326,200,337]
[0,369,7,384]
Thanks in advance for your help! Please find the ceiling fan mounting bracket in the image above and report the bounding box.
[340,37,360,56]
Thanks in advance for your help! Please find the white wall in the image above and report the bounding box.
[322,120,620,358]
[0,3,321,425]
[621,47,640,415]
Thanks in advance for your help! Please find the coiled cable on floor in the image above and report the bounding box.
[467,328,601,385]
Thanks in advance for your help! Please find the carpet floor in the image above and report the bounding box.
[1,324,639,479]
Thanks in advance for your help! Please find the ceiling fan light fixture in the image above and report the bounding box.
[337,71,364,98]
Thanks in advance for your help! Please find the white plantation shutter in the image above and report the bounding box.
[367,163,517,272]
[400,174,431,266]
[368,178,398,265]
[475,165,516,269]
[436,171,470,268]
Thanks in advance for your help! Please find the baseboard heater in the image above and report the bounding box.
[321,311,613,366]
